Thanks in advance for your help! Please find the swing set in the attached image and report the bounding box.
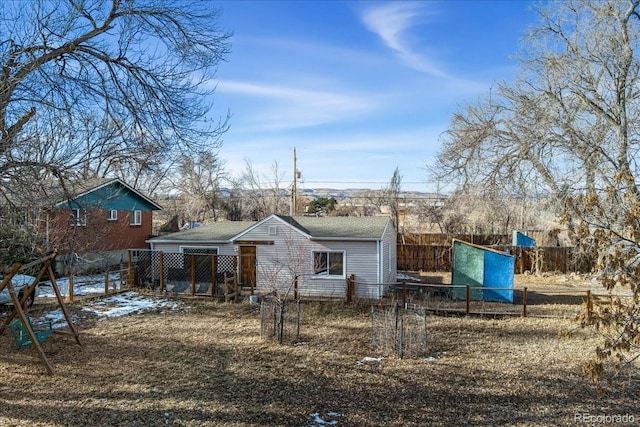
[0,251,82,374]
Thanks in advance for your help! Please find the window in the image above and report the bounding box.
[130,210,142,226]
[181,247,218,255]
[107,210,118,221]
[70,208,86,227]
[313,251,344,277]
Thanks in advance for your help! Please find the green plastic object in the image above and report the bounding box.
[8,316,54,349]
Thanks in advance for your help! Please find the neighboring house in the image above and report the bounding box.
[147,214,397,299]
[48,178,162,273]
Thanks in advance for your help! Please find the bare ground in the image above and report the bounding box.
[0,277,638,427]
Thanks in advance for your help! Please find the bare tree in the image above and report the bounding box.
[431,0,640,389]
[238,159,289,220]
[0,0,231,204]
[386,167,402,232]
[167,151,227,224]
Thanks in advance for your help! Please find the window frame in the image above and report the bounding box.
[70,208,87,227]
[180,246,219,256]
[107,209,118,221]
[312,250,345,278]
[130,210,142,226]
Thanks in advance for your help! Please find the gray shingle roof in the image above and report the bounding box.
[149,221,257,242]
[148,215,392,243]
[279,215,390,239]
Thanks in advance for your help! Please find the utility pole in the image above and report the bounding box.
[291,147,297,216]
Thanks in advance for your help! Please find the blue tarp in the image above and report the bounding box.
[512,230,536,247]
[451,239,515,303]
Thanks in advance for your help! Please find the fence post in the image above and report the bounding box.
[104,271,109,295]
[586,290,592,320]
[190,254,196,295]
[159,252,165,293]
[127,249,133,288]
[224,276,230,303]
[465,285,470,315]
[211,254,217,297]
[294,275,298,300]
[233,257,238,301]
[522,287,528,317]
[345,274,355,303]
[69,274,74,303]
[399,315,405,360]
[402,281,407,307]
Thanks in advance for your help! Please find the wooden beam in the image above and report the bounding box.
[233,240,274,245]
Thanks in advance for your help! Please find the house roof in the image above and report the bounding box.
[54,178,162,211]
[148,221,258,243]
[274,215,391,240]
[148,214,392,244]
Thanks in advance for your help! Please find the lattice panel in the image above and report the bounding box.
[133,250,237,296]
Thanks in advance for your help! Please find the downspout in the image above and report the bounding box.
[377,239,382,299]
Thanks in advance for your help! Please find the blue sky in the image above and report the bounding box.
[210,1,536,192]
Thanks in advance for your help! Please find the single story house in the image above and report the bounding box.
[146,214,397,299]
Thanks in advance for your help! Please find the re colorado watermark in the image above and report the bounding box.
[574,412,635,424]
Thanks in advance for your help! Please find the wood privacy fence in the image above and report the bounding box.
[397,244,594,274]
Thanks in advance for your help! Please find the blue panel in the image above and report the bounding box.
[451,240,484,301]
[70,182,157,211]
[483,250,515,303]
[512,231,536,247]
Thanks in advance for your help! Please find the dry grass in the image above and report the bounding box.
[0,284,638,426]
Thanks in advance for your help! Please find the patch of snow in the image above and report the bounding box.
[80,292,181,318]
[356,356,383,365]
[38,274,124,298]
[396,273,422,283]
[308,412,343,426]
[37,309,81,329]
[34,292,182,327]
[425,351,447,361]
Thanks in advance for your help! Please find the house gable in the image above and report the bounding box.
[230,214,311,243]
[54,178,162,211]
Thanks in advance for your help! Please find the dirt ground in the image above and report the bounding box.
[0,275,638,427]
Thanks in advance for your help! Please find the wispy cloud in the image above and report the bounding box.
[217,79,377,131]
[360,2,449,78]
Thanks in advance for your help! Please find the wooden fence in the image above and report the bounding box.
[397,244,594,274]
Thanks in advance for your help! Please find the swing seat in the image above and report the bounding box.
[8,316,54,349]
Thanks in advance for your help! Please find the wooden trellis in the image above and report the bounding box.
[0,251,82,374]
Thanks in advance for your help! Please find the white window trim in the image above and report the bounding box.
[312,250,346,279]
[71,208,87,227]
[107,210,118,221]
[180,246,219,255]
[130,210,142,226]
